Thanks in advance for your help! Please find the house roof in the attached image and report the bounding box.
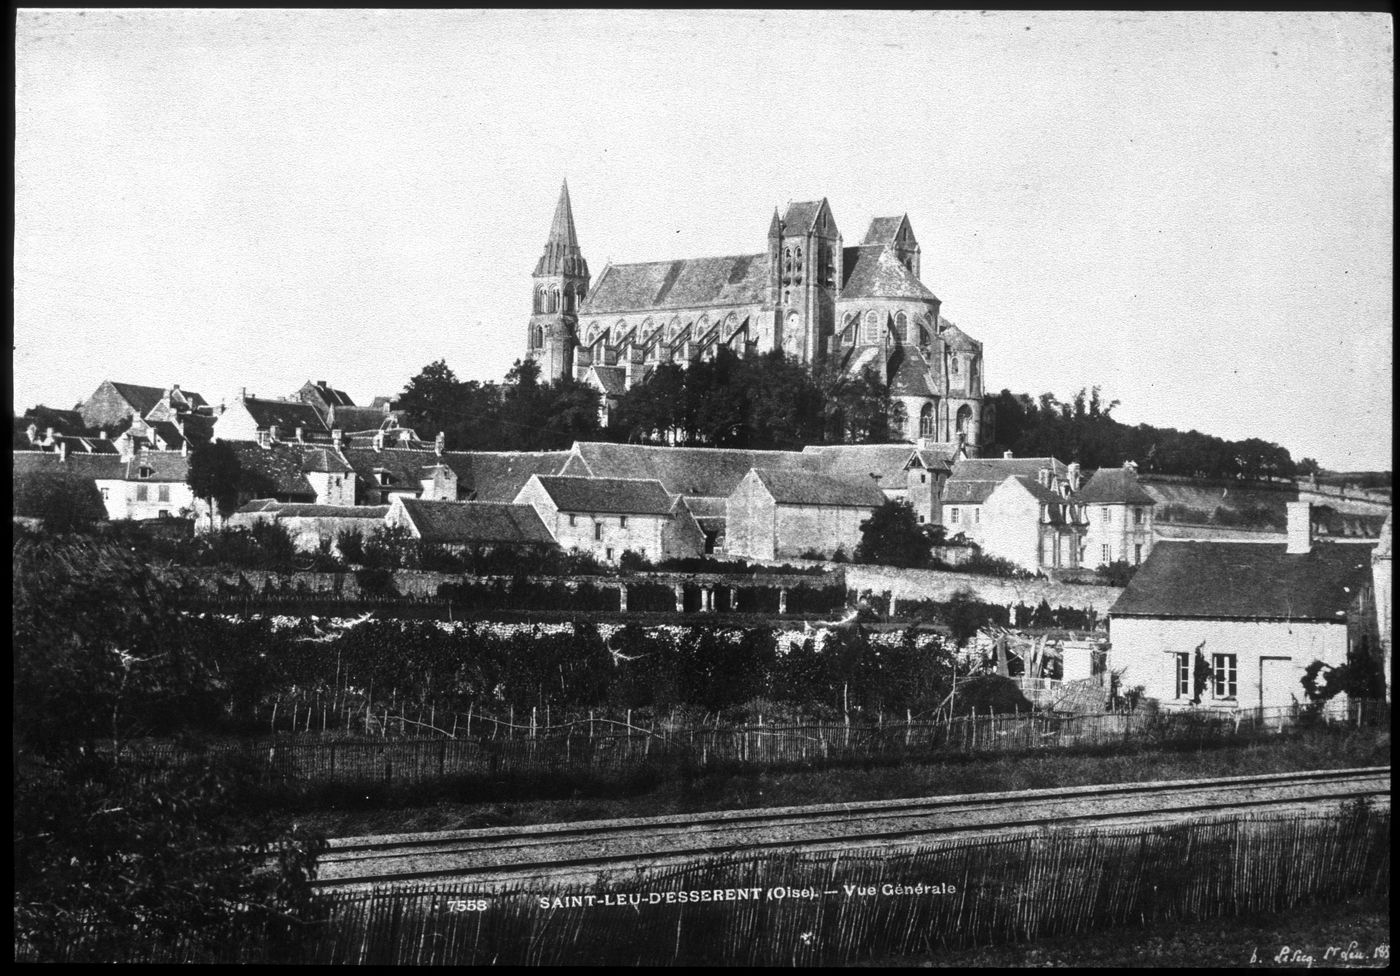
[565,441,811,499]
[531,475,676,516]
[800,443,924,492]
[588,365,628,396]
[300,447,355,474]
[452,450,571,502]
[146,420,185,451]
[1009,474,1073,507]
[224,442,317,499]
[339,446,441,490]
[123,452,189,482]
[328,405,395,432]
[748,467,887,508]
[238,396,331,434]
[1110,541,1376,621]
[945,457,1069,504]
[108,382,172,417]
[11,450,125,479]
[271,503,388,519]
[679,495,728,532]
[395,497,556,546]
[1076,467,1157,505]
[582,254,768,314]
[841,247,938,302]
[912,449,954,474]
[43,434,120,455]
[299,380,355,408]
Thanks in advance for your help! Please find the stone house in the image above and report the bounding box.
[798,442,952,525]
[228,500,390,552]
[514,474,704,563]
[79,380,208,431]
[212,391,332,444]
[725,467,887,561]
[1108,503,1380,711]
[1078,463,1156,568]
[292,380,355,421]
[943,455,1088,573]
[385,496,558,554]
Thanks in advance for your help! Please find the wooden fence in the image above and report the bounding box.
[18,805,1390,964]
[112,699,1389,789]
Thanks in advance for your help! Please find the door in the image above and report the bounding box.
[1258,656,1294,716]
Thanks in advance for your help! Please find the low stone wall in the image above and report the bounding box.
[842,564,1122,613]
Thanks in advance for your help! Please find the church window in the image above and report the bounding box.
[955,404,972,436]
[950,357,960,376]
[919,402,935,438]
[783,247,792,278]
[668,317,682,340]
[615,319,628,339]
[535,287,546,313]
[550,288,561,313]
[842,313,858,344]
[564,286,575,313]
[863,310,880,344]
[793,246,802,283]
[894,312,908,343]
[586,322,600,345]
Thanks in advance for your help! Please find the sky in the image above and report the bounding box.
[13,9,1394,470]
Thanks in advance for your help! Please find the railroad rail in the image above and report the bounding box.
[313,766,1389,891]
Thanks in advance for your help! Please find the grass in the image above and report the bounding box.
[275,726,1389,838]
[849,893,1391,968]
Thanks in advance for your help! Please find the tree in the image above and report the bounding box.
[943,587,987,649]
[1297,457,1322,478]
[13,535,325,962]
[186,440,244,522]
[12,471,107,529]
[855,500,932,568]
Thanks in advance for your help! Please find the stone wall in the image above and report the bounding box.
[841,564,1122,613]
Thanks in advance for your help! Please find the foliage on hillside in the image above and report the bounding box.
[989,386,1299,480]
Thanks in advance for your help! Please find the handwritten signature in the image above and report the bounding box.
[1251,942,1388,967]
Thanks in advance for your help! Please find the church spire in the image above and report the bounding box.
[535,179,588,277]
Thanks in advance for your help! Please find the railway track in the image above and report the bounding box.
[313,766,1389,891]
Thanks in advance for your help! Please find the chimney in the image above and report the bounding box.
[331,428,343,449]
[1287,501,1313,554]
[1003,450,1014,459]
[295,425,306,444]
[239,387,247,400]
[434,431,445,456]
[317,380,328,390]
[172,384,180,393]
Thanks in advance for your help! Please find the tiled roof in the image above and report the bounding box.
[11,450,124,479]
[224,442,317,499]
[588,365,628,396]
[782,200,825,233]
[300,381,355,407]
[340,446,439,490]
[123,452,189,482]
[451,450,571,502]
[945,458,1068,505]
[395,498,556,546]
[1009,474,1072,507]
[328,405,394,431]
[301,447,355,474]
[886,346,935,397]
[913,449,953,474]
[147,420,185,451]
[679,495,728,531]
[582,254,768,314]
[938,317,980,352]
[533,475,676,516]
[108,382,171,417]
[800,443,923,492]
[1110,541,1375,621]
[749,467,887,508]
[861,215,908,246]
[841,247,938,302]
[240,397,331,434]
[567,442,811,499]
[39,435,120,455]
[273,503,388,519]
[1076,467,1157,505]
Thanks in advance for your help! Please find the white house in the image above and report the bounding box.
[212,391,331,444]
[943,455,1087,573]
[514,474,704,563]
[1078,463,1156,568]
[1109,502,1379,711]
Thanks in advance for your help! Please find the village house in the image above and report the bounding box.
[1109,502,1381,711]
[78,380,209,431]
[384,496,558,554]
[227,500,390,551]
[725,467,887,561]
[211,390,332,444]
[942,454,1087,573]
[514,474,704,563]
[1078,462,1156,568]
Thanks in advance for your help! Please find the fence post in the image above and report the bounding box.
[439,739,447,778]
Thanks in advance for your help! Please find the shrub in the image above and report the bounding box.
[335,528,366,564]
[12,472,107,530]
[1095,560,1138,587]
[618,549,652,573]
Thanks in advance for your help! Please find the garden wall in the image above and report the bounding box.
[843,564,1122,613]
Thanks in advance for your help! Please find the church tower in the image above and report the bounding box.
[527,180,591,383]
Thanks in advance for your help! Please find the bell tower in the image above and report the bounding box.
[527,180,591,382]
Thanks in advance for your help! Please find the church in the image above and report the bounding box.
[525,181,992,453]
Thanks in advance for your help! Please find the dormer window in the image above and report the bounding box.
[138,465,154,479]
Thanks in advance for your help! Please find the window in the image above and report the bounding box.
[605,547,614,562]
[1134,507,1146,526]
[619,515,628,528]
[894,312,908,343]
[863,310,880,344]
[917,514,925,523]
[568,514,577,527]
[919,473,927,484]
[1212,654,1237,700]
[136,485,148,502]
[974,508,980,524]
[1102,544,1111,564]
[594,522,603,541]
[99,487,109,501]
[158,485,170,502]
[1175,653,1190,699]
[1134,543,1143,565]
[950,507,960,524]
[950,357,959,376]
[1102,506,1111,523]
[919,402,935,439]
